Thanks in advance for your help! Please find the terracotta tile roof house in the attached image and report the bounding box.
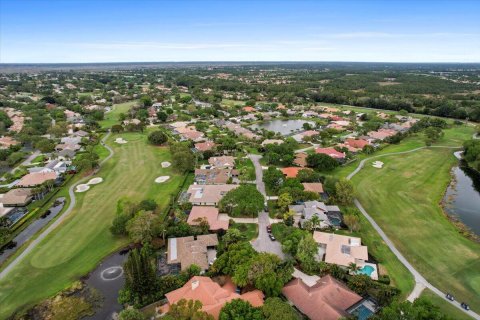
[243,106,256,112]
[194,141,216,152]
[187,184,239,206]
[167,234,219,271]
[208,156,236,169]
[367,128,397,141]
[17,172,57,187]
[344,138,370,151]
[326,123,347,131]
[302,183,324,194]
[315,148,346,160]
[313,232,368,267]
[224,121,260,140]
[302,130,320,137]
[294,152,308,167]
[0,136,20,149]
[187,206,229,231]
[181,130,204,142]
[160,276,264,319]
[194,169,234,185]
[1,188,33,207]
[281,167,306,178]
[282,275,362,320]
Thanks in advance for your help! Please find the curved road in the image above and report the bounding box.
[0,131,114,279]
[347,145,480,319]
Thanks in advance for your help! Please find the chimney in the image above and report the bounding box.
[191,280,200,290]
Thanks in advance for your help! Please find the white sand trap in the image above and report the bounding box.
[372,161,384,169]
[87,177,103,185]
[76,184,90,192]
[115,137,128,144]
[161,161,171,168]
[155,176,170,183]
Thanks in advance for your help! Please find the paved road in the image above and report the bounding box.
[0,132,114,280]
[348,146,480,319]
[248,154,285,258]
[248,154,266,197]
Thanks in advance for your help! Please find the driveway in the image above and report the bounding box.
[251,211,285,259]
[248,154,266,197]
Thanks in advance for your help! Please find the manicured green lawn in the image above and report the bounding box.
[0,132,183,318]
[351,146,480,312]
[230,222,258,241]
[99,100,138,129]
[421,289,472,320]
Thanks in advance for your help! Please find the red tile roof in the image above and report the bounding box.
[315,148,346,159]
[281,167,304,178]
[282,275,362,320]
[345,138,369,149]
[162,276,264,319]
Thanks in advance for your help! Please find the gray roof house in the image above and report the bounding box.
[289,201,342,228]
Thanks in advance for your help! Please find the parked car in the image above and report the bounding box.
[269,234,276,241]
[461,303,470,311]
[266,225,272,233]
[445,293,454,301]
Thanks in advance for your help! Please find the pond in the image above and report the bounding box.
[250,119,314,136]
[443,163,480,237]
[84,251,129,320]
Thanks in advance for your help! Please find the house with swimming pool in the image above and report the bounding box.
[313,231,378,280]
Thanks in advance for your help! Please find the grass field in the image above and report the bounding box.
[421,289,472,320]
[230,222,258,241]
[0,132,183,318]
[99,100,138,129]
[350,143,480,312]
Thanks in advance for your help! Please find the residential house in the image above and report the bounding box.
[194,168,236,185]
[0,136,20,149]
[294,152,308,167]
[187,206,229,231]
[17,171,57,187]
[282,275,363,320]
[187,184,238,206]
[339,138,370,153]
[194,141,216,152]
[313,232,369,268]
[289,201,341,227]
[281,167,307,178]
[1,188,33,207]
[367,128,397,141]
[166,234,219,271]
[159,276,264,319]
[302,183,326,197]
[261,139,283,147]
[208,156,235,169]
[315,148,346,160]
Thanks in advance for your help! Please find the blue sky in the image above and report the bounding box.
[1,0,479,63]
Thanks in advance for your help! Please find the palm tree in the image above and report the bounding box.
[348,262,361,274]
[310,215,321,231]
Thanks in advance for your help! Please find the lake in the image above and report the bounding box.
[443,163,480,236]
[250,119,314,136]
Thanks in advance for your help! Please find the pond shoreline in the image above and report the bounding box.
[440,155,480,242]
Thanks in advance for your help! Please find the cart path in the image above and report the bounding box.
[347,145,479,319]
[0,131,114,279]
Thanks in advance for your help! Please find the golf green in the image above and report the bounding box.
[0,132,182,318]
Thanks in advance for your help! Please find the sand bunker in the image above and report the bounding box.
[372,161,384,169]
[161,161,171,168]
[115,137,127,144]
[155,176,170,183]
[87,177,103,185]
[75,184,90,192]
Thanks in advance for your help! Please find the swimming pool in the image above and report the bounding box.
[356,265,375,276]
[350,304,374,320]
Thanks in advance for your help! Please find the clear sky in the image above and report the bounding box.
[1,0,479,63]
